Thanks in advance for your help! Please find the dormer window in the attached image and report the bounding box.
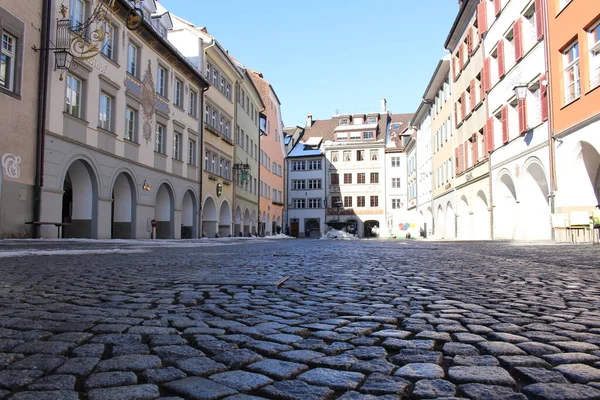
[363,131,374,139]
[350,132,361,140]
[367,116,377,123]
[354,117,363,124]
[392,124,401,130]
[340,118,348,125]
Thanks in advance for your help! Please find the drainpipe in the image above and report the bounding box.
[542,0,557,241]
[33,0,51,238]
[232,80,239,236]
[199,83,209,237]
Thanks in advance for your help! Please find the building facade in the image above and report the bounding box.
[546,0,600,238]
[411,104,434,238]
[286,136,326,238]
[483,0,552,240]
[250,70,285,236]
[39,0,209,239]
[384,116,411,237]
[445,0,491,240]
[0,0,41,237]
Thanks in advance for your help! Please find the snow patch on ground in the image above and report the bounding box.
[320,229,359,240]
[262,233,294,240]
[0,248,148,258]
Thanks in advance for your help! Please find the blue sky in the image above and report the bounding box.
[160,0,459,127]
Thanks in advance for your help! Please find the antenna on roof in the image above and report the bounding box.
[335,109,340,115]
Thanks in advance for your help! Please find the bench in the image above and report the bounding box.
[25,222,70,238]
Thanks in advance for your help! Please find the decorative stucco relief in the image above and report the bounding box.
[2,153,21,179]
[141,59,157,144]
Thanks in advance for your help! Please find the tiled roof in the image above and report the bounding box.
[248,70,271,111]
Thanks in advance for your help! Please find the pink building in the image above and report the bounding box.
[250,71,286,235]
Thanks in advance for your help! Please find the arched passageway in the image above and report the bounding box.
[219,201,232,237]
[234,207,242,236]
[435,205,445,238]
[243,209,251,236]
[445,202,455,239]
[305,218,320,238]
[181,190,196,239]
[520,160,550,240]
[474,191,491,240]
[202,197,217,237]
[495,173,518,240]
[111,172,136,239]
[457,196,470,239]
[155,183,174,239]
[62,159,98,238]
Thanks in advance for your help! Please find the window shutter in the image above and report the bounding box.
[486,117,494,153]
[481,128,487,158]
[514,19,523,61]
[459,46,464,71]
[464,140,470,170]
[454,103,459,127]
[477,1,488,38]
[518,99,527,134]
[540,74,548,122]
[455,147,460,174]
[494,0,501,15]
[535,0,544,40]
[459,143,464,173]
[501,105,509,144]
[498,40,505,78]
[467,29,473,55]
[483,57,491,94]
[461,93,466,119]
[470,80,476,110]
[472,134,479,163]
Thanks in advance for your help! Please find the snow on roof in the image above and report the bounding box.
[305,136,323,147]
[287,139,323,158]
[334,123,378,132]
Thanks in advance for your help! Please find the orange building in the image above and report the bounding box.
[250,71,286,235]
[546,0,600,219]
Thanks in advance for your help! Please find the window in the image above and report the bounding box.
[219,158,224,177]
[212,109,217,128]
[370,150,379,161]
[212,68,219,86]
[127,43,138,76]
[205,150,210,171]
[343,173,352,184]
[331,151,339,162]
[367,116,376,123]
[350,132,361,140]
[392,199,402,209]
[307,179,322,189]
[125,107,137,142]
[391,157,400,167]
[206,63,211,80]
[370,196,379,207]
[357,173,366,184]
[340,118,348,125]
[211,153,217,174]
[331,196,341,207]
[292,161,305,171]
[175,79,183,108]
[98,93,112,130]
[343,150,351,161]
[292,180,305,190]
[293,198,305,209]
[357,150,365,161]
[357,196,365,207]
[330,173,339,184]
[219,115,224,133]
[363,131,374,139]
[155,123,165,153]
[188,139,196,165]
[65,74,82,118]
[1,32,16,91]
[173,132,182,160]
[69,0,86,32]
[220,76,225,93]
[308,198,321,208]
[225,82,231,100]
[370,172,379,184]
[307,160,321,170]
[344,196,352,207]
[392,177,401,188]
[100,21,114,59]
[225,120,231,138]
[589,21,600,89]
[563,41,580,103]
[189,90,198,117]
[224,160,230,180]
[157,66,167,96]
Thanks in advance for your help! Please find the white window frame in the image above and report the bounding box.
[125,107,137,142]
[563,41,581,103]
[157,65,166,96]
[69,0,86,32]
[189,90,198,117]
[188,139,196,165]
[363,131,374,139]
[392,177,401,188]
[588,20,600,89]
[127,42,138,76]
[173,132,182,160]
[307,179,322,190]
[156,123,166,154]
[391,156,400,167]
[1,31,16,91]
[100,20,114,59]
[175,78,183,108]
[98,92,112,131]
[65,73,83,118]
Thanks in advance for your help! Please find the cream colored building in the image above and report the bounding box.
[0,0,42,237]
[39,0,209,239]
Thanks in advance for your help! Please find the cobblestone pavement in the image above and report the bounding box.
[0,239,599,400]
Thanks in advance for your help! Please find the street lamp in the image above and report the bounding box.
[513,84,528,100]
[334,200,343,222]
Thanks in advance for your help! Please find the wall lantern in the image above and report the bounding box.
[54,49,74,71]
[513,84,528,101]
[142,180,151,191]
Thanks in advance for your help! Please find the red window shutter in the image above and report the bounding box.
[494,0,501,15]
[461,93,466,119]
[514,19,523,61]
[470,80,476,110]
[501,105,509,144]
[486,117,495,153]
[453,58,457,81]
[459,46,464,70]
[472,134,479,163]
[535,0,544,40]
[498,40,505,78]
[540,74,548,122]
[455,147,460,173]
[481,128,487,157]
[518,99,527,134]
[459,144,464,173]
[467,29,473,55]
[483,57,491,93]
[477,1,488,38]
[464,140,470,170]
[454,103,459,127]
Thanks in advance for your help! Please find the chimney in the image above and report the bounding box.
[306,113,313,128]
[380,98,387,113]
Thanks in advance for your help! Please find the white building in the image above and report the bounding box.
[482,0,551,240]
[286,137,326,238]
[384,119,411,238]
[412,103,433,238]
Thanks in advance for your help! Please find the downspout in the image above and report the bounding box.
[199,84,209,237]
[33,0,52,238]
[480,24,494,241]
[542,0,557,241]
[232,80,239,236]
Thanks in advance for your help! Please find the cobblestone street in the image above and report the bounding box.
[0,239,599,400]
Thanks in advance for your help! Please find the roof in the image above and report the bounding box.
[287,139,324,158]
[248,70,282,107]
[444,0,476,51]
[386,113,414,150]
[334,123,378,132]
